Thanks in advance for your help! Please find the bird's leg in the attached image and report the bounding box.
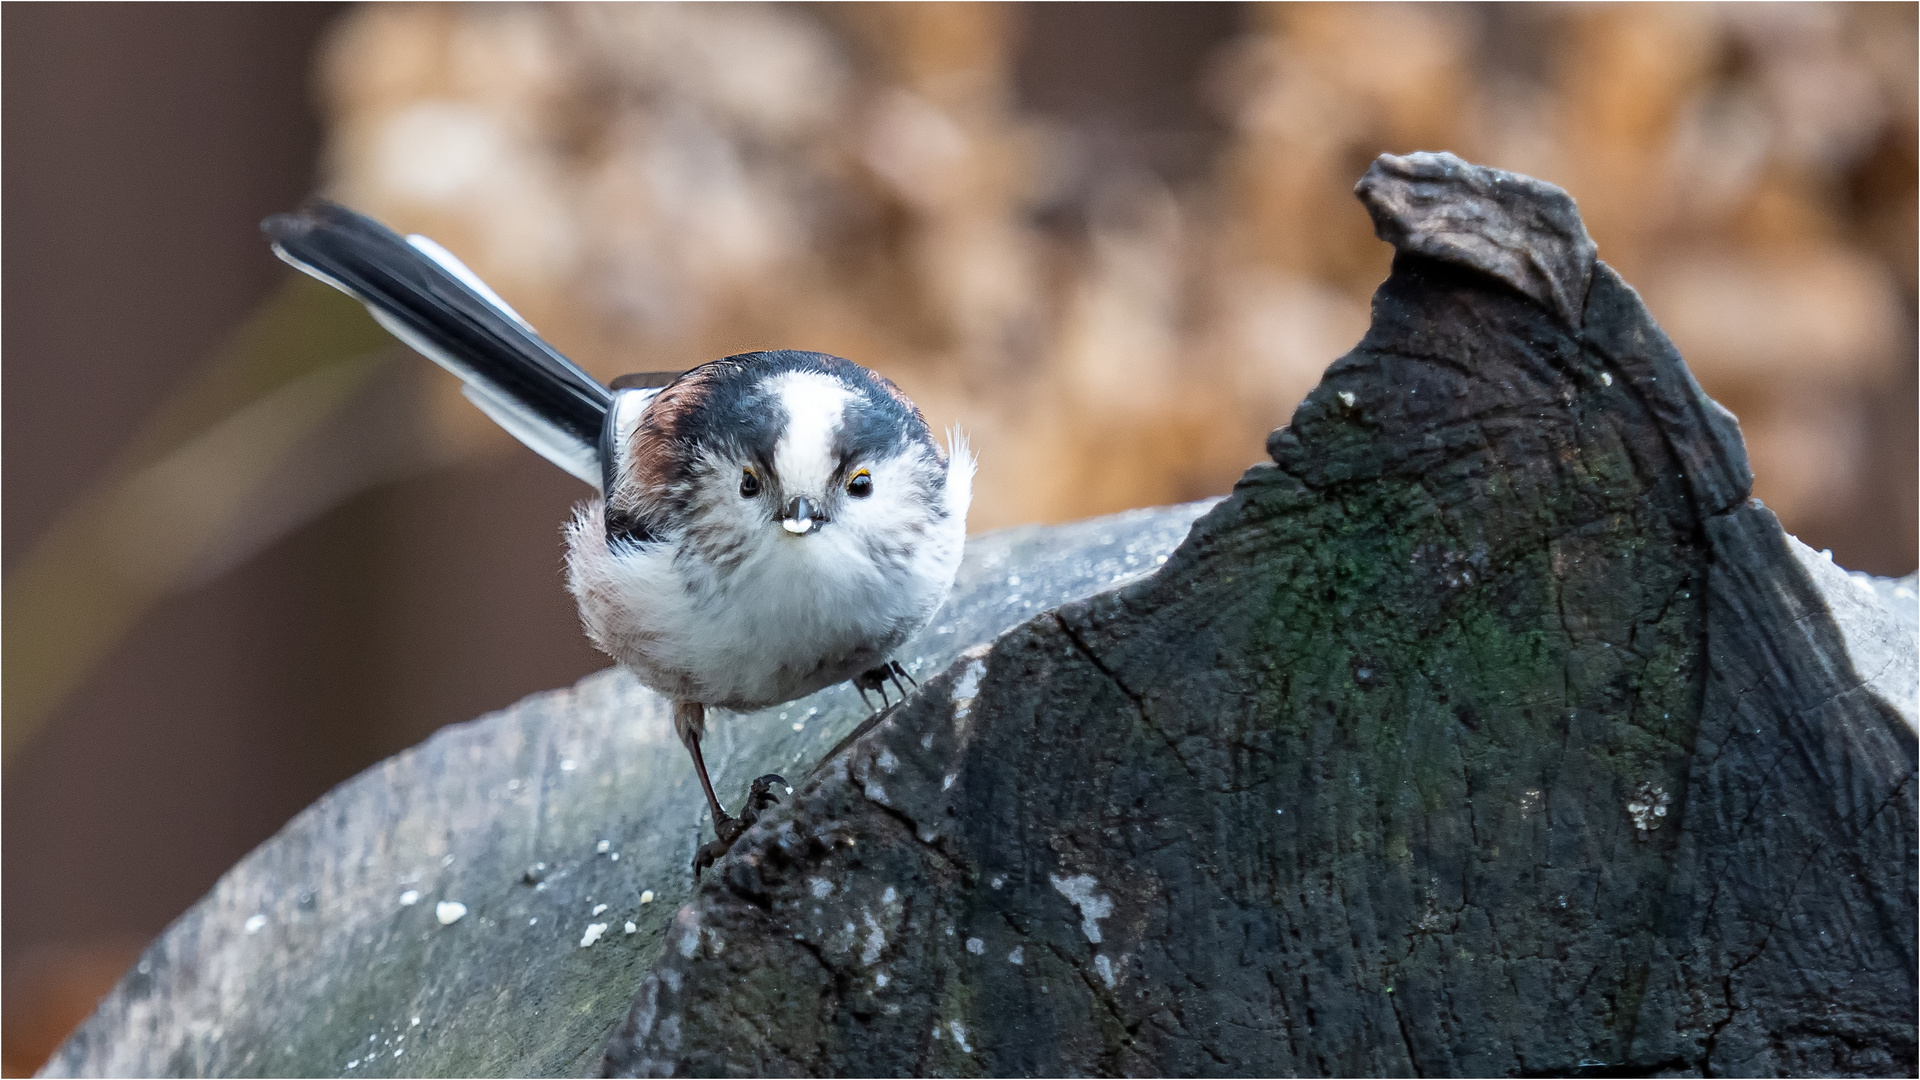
[891,660,918,688]
[677,702,742,875]
[674,701,733,835]
[679,702,791,877]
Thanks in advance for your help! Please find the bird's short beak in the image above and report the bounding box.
[781,496,823,535]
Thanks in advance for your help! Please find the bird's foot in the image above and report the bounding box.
[853,661,916,714]
[691,818,745,876]
[691,774,789,876]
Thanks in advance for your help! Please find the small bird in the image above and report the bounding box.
[264,202,973,872]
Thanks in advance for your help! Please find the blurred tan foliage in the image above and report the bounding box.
[315,2,1916,542]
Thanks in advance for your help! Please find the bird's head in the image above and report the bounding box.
[606,352,953,564]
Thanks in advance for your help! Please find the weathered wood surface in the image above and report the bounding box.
[43,504,1215,1078]
[48,152,1916,1079]
[598,153,1916,1078]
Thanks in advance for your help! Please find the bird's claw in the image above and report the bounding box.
[744,773,787,819]
[692,835,730,876]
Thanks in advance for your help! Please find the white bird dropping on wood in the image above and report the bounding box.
[435,901,467,925]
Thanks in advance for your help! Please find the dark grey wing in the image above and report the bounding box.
[609,370,688,391]
[263,201,610,486]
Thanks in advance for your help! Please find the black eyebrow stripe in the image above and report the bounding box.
[832,393,921,465]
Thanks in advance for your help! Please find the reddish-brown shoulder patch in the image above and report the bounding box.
[626,366,720,492]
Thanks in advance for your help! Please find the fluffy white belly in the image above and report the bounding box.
[566,502,959,709]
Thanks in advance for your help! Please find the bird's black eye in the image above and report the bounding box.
[847,470,873,498]
[739,468,761,498]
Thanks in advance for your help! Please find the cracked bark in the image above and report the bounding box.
[46,501,1215,1078]
[602,154,1916,1078]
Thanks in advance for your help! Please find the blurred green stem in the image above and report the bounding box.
[3,277,394,767]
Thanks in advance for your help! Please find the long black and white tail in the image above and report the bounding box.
[263,201,611,486]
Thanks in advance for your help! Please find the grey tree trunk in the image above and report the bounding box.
[47,154,1916,1079]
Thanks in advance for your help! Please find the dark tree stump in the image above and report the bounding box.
[47,154,1914,1079]
[599,154,1916,1078]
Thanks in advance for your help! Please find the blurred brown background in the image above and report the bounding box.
[4,3,1913,1073]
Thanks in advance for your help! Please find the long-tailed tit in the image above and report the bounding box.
[264,203,973,872]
